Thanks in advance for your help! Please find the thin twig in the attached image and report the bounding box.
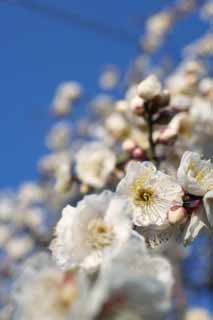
[144,101,156,165]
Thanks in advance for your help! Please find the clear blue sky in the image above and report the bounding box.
[0,0,207,188]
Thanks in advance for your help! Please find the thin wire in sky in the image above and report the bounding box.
[1,0,138,46]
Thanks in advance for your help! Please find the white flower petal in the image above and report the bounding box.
[203,191,213,227]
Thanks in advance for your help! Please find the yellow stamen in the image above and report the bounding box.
[87,218,115,249]
[129,176,154,206]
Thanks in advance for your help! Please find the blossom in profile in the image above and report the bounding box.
[75,142,116,188]
[116,161,183,228]
[12,253,87,320]
[177,151,213,196]
[50,190,132,272]
[176,152,213,244]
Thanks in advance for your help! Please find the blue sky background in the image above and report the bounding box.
[0,0,208,188]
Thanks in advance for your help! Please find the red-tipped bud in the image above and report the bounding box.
[167,206,188,225]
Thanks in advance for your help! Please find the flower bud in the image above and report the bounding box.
[129,96,144,115]
[131,147,144,160]
[137,75,162,100]
[167,206,187,225]
[122,139,136,152]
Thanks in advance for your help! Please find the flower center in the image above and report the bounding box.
[130,178,154,206]
[179,120,192,138]
[187,160,206,184]
[59,283,78,308]
[87,218,115,249]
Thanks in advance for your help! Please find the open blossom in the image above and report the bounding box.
[75,143,116,188]
[177,151,213,196]
[116,161,183,228]
[52,81,82,116]
[176,152,213,244]
[13,253,87,320]
[50,191,132,272]
[71,235,174,320]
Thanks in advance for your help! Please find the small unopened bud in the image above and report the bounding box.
[167,206,187,225]
[130,96,144,115]
[122,139,136,152]
[131,147,144,159]
[137,75,162,100]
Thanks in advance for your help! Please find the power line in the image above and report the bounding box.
[1,0,138,46]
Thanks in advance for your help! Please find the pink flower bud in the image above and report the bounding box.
[131,147,144,159]
[167,206,187,225]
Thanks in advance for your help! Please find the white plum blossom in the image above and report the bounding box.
[50,190,132,272]
[177,151,213,196]
[12,253,87,320]
[75,143,116,188]
[181,206,208,246]
[116,161,183,228]
[71,235,174,320]
[52,81,82,116]
[175,152,213,244]
[38,150,72,176]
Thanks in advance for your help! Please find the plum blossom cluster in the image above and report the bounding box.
[13,236,174,320]
[0,0,213,319]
